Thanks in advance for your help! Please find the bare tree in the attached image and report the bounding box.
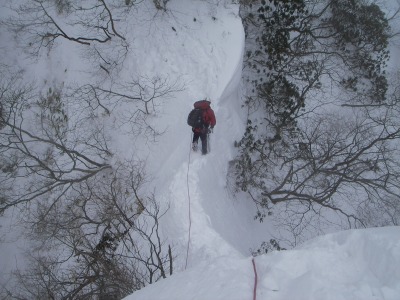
[4,161,173,299]
[4,169,172,299]
[1,0,132,79]
[0,66,175,299]
[240,0,390,131]
[14,162,171,300]
[234,0,400,243]
[77,76,184,115]
[0,80,111,214]
[234,104,400,244]
[0,0,183,296]
[4,0,126,52]
[71,76,184,139]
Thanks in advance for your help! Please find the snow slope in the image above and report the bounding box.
[122,1,400,300]
[1,0,400,299]
[125,0,272,269]
[124,227,400,300]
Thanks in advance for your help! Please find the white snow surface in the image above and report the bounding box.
[121,1,400,300]
[1,0,400,299]
[125,227,400,300]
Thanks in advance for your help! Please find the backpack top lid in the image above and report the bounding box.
[194,100,211,110]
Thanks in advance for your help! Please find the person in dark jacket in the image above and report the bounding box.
[191,100,216,155]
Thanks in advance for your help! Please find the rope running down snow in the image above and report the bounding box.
[252,258,258,300]
[186,133,258,299]
[185,134,193,269]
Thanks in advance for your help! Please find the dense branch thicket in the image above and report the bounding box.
[72,75,184,139]
[8,167,172,299]
[0,64,175,298]
[235,0,400,240]
[0,0,180,298]
[2,0,135,77]
[5,0,127,48]
[0,83,111,213]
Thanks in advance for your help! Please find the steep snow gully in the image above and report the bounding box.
[153,4,255,267]
[137,2,264,269]
[0,0,399,299]
[125,2,400,300]
[124,2,267,298]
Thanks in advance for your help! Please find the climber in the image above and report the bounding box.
[187,99,216,155]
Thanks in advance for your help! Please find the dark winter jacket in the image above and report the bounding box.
[192,100,216,132]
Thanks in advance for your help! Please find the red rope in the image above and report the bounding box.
[185,135,193,269]
[252,258,258,300]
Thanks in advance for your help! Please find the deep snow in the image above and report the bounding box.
[121,1,400,300]
[125,227,400,300]
[1,0,400,299]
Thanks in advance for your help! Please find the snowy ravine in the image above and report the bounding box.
[121,2,400,300]
[120,0,274,271]
[0,0,399,299]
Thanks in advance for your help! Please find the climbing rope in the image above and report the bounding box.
[185,133,193,269]
[252,258,258,300]
[186,132,258,300]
